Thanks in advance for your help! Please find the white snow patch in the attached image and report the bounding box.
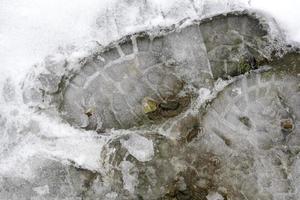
[198,88,212,104]
[250,0,300,43]
[206,191,224,200]
[0,104,107,179]
[121,133,154,162]
[214,78,234,92]
[0,0,114,82]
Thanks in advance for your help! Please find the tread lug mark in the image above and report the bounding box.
[136,34,151,52]
[151,36,164,53]
[101,47,121,64]
[119,37,134,55]
[136,52,160,71]
[162,25,212,82]
[105,59,139,82]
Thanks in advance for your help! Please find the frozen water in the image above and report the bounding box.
[0,0,299,199]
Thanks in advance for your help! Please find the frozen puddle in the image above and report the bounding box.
[0,2,300,200]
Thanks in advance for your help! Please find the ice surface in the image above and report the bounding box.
[0,0,299,199]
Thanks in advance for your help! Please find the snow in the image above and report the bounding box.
[206,191,224,200]
[121,133,154,162]
[0,0,299,196]
[250,0,300,43]
[0,104,106,179]
[0,0,114,82]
